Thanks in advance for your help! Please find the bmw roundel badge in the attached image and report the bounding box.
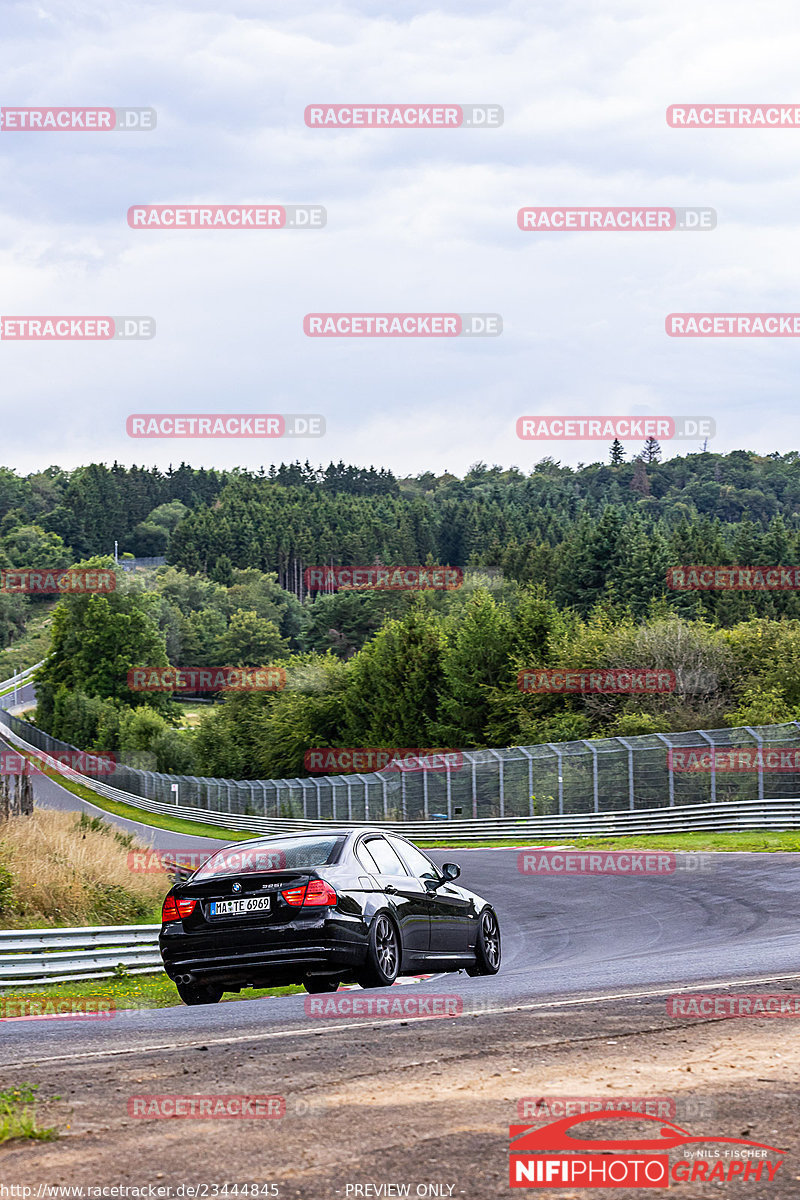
[232,881,242,893]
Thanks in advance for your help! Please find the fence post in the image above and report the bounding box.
[313,778,322,819]
[359,775,369,821]
[546,744,564,815]
[744,726,764,804]
[382,774,389,820]
[582,741,599,812]
[422,765,429,819]
[401,770,407,820]
[614,738,635,810]
[518,747,534,817]
[471,753,478,819]
[346,777,353,821]
[446,762,452,819]
[698,731,716,804]
[654,733,675,806]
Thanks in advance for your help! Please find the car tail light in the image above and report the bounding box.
[161,895,197,922]
[281,880,338,907]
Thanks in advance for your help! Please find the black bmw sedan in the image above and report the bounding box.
[159,827,501,1005]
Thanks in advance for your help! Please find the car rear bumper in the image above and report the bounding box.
[159,913,366,986]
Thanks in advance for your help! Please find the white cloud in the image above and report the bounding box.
[1,0,800,474]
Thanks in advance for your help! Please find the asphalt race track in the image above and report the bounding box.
[4,723,800,1195]
[3,748,800,1065]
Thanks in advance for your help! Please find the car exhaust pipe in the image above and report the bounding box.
[176,973,196,984]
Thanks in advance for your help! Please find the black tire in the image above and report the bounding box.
[303,977,341,994]
[176,980,223,1006]
[357,913,401,988]
[466,907,501,976]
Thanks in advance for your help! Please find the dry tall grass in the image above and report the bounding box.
[0,809,170,928]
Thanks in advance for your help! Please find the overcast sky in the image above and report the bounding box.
[2,0,800,478]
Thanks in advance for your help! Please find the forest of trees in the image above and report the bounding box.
[166,450,800,621]
[26,560,800,780]
[9,447,800,781]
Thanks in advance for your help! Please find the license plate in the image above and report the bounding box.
[209,896,271,917]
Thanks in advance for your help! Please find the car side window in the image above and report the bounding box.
[356,841,380,874]
[364,837,408,876]
[387,836,440,881]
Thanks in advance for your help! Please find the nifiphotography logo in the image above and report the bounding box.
[509,1112,784,1188]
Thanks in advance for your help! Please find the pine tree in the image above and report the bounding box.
[642,437,661,464]
[609,439,625,466]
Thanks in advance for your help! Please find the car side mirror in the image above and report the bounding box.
[442,863,460,882]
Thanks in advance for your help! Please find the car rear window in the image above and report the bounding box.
[193,836,345,879]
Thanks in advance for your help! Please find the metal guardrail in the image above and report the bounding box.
[0,924,162,987]
[0,661,43,701]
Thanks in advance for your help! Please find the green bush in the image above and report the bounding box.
[0,860,15,915]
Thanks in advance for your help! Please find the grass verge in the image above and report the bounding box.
[0,1084,57,1144]
[0,973,302,1012]
[44,773,256,841]
[418,831,800,851]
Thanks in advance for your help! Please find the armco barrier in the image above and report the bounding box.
[3,708,800,837]
[0,925,162,987]
[0,661,43,703]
